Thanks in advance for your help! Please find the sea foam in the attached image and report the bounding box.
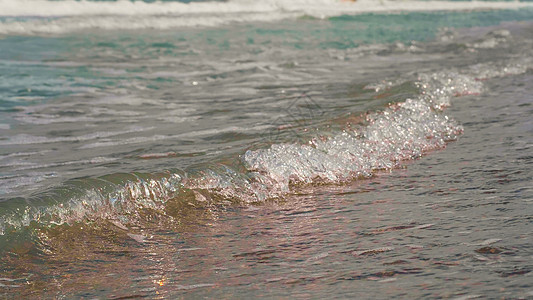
[1,0,532,35]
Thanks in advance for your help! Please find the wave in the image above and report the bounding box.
[2,0,532,17]
[1,0,532,35]
[1,58,530,236]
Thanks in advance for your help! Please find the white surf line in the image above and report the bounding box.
[0,0,532,17]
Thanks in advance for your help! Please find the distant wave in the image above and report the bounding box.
[1,0,532,17]
[1,0,532,35]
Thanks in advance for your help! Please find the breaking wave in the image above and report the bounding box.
[1,58,530,236]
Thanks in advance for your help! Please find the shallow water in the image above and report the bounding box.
[1,0,533,298]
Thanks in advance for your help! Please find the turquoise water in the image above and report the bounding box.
[0,1,533,297]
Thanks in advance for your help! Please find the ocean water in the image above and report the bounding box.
[1,0,533,298]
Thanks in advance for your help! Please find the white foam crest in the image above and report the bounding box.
[1,0,532,17]
[184,165,280,202]
[240,57,533,195]
[243,98,463,192]
[183,59,532,201]
[468,57,533,80]
[1,0,532,35]
[417,71,484,109]
[0,0,279,17]
[0,13,299,35]
[240,66,505,192]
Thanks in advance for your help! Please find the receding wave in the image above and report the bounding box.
[1,58,530,237]
[1,0,533,35]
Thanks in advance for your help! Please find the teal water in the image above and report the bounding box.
[0,1,532,298]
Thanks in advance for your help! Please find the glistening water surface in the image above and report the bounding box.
[0,0,532,298]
